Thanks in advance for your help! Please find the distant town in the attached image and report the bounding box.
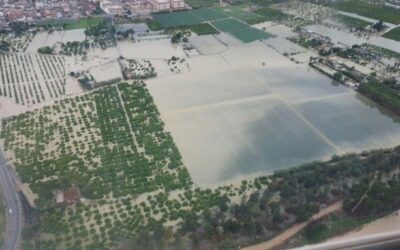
[0,0,186,25]
[0,0,400,250]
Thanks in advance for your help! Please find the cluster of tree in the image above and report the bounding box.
[84,21,116,49]
[61,41,88,56]
[9,21,32,35]
[372,20,385,31]
[37,46,54,54]
[0,40,10,52]
[171,31,188,44]
[344,176,400,217]
[116,29,134,40]
[358,79,400,115]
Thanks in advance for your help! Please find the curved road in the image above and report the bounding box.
[0,149,22,250]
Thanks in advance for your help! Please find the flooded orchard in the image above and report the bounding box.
[147,41,400,186]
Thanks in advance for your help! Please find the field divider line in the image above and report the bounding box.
[290,91,354,105]
[248,69,343,155]
[163,93,275,116]
[115,85,140,152]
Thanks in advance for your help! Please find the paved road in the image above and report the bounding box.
[0,149,22,250]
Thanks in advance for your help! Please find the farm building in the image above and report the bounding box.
[56,186,81,205]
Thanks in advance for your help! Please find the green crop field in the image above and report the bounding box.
[185,0,218,8]
[64,17,106,30]
[330,0,400,24]
[35,16,106,30]
[382,27,400,41]
[189,23,220,35]
[154,11,203,28]
[333,14,372,29]
[215,6,263,24]
[154,7,265,28]
[212,18,273,42]
[212,18,249,31]
[191,7,229,21]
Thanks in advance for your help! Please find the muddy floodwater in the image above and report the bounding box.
[147,41,400,186]
[305,24,400,53]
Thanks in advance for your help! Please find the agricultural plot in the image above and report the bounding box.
[383,27,400,42]
[254,7,313,28]
[212,18,274,42]
[185,0,217,8]
[190,7,228,21]
[165,57,190,74]
[329,0,400,24]
[35,16,107,30]
[27,30,86,53]
[154,11,203,28]
[65,16,107,30]
[0,82,238,249]
[276,1,335,22]
[0,53,66,105]
[0,32,34,52]
[332,14,372,29]
[89,61,123,84]
[189,35,227,54]
[214,6,265,24]
[119,58,157,79]
[189,23,220,35]
[146,42,400,185]
[117,40,186,59]
[154,7,264,28]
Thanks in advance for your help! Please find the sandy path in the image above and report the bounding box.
[241,201,343,250]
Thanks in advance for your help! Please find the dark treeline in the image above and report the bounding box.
[358,80,400,116]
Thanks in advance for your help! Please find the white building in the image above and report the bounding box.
[100,0,123,15]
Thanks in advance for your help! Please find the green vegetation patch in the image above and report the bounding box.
[64,16,106,30]
[154,11,203,28]
[0,82,241,249]
[254,7,291,21]
[254,7,312,28]
[35,16,106,30]
[212,18,249,31]
[185,0,218,8]
[215,6,262,23]
[333,14,372,29]
[146,19,163,31]
[330,0,400,25]
[363,44,400,60]
[292,212,374,246]
[358,80,400,115]
[1,82,191,204]
[191,7,229,21]
[212,18,273,42]
[382,27,400,41]
[153,7,265,28]
[189,23,220,35]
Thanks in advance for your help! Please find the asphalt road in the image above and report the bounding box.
[0,149,22,250]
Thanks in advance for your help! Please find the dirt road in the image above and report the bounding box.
[242,201,343,250]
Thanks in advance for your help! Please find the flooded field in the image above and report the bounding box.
[306,24,400,53]
[117,40,186,59]
[147,41,400,186]
[26,29,86,53]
